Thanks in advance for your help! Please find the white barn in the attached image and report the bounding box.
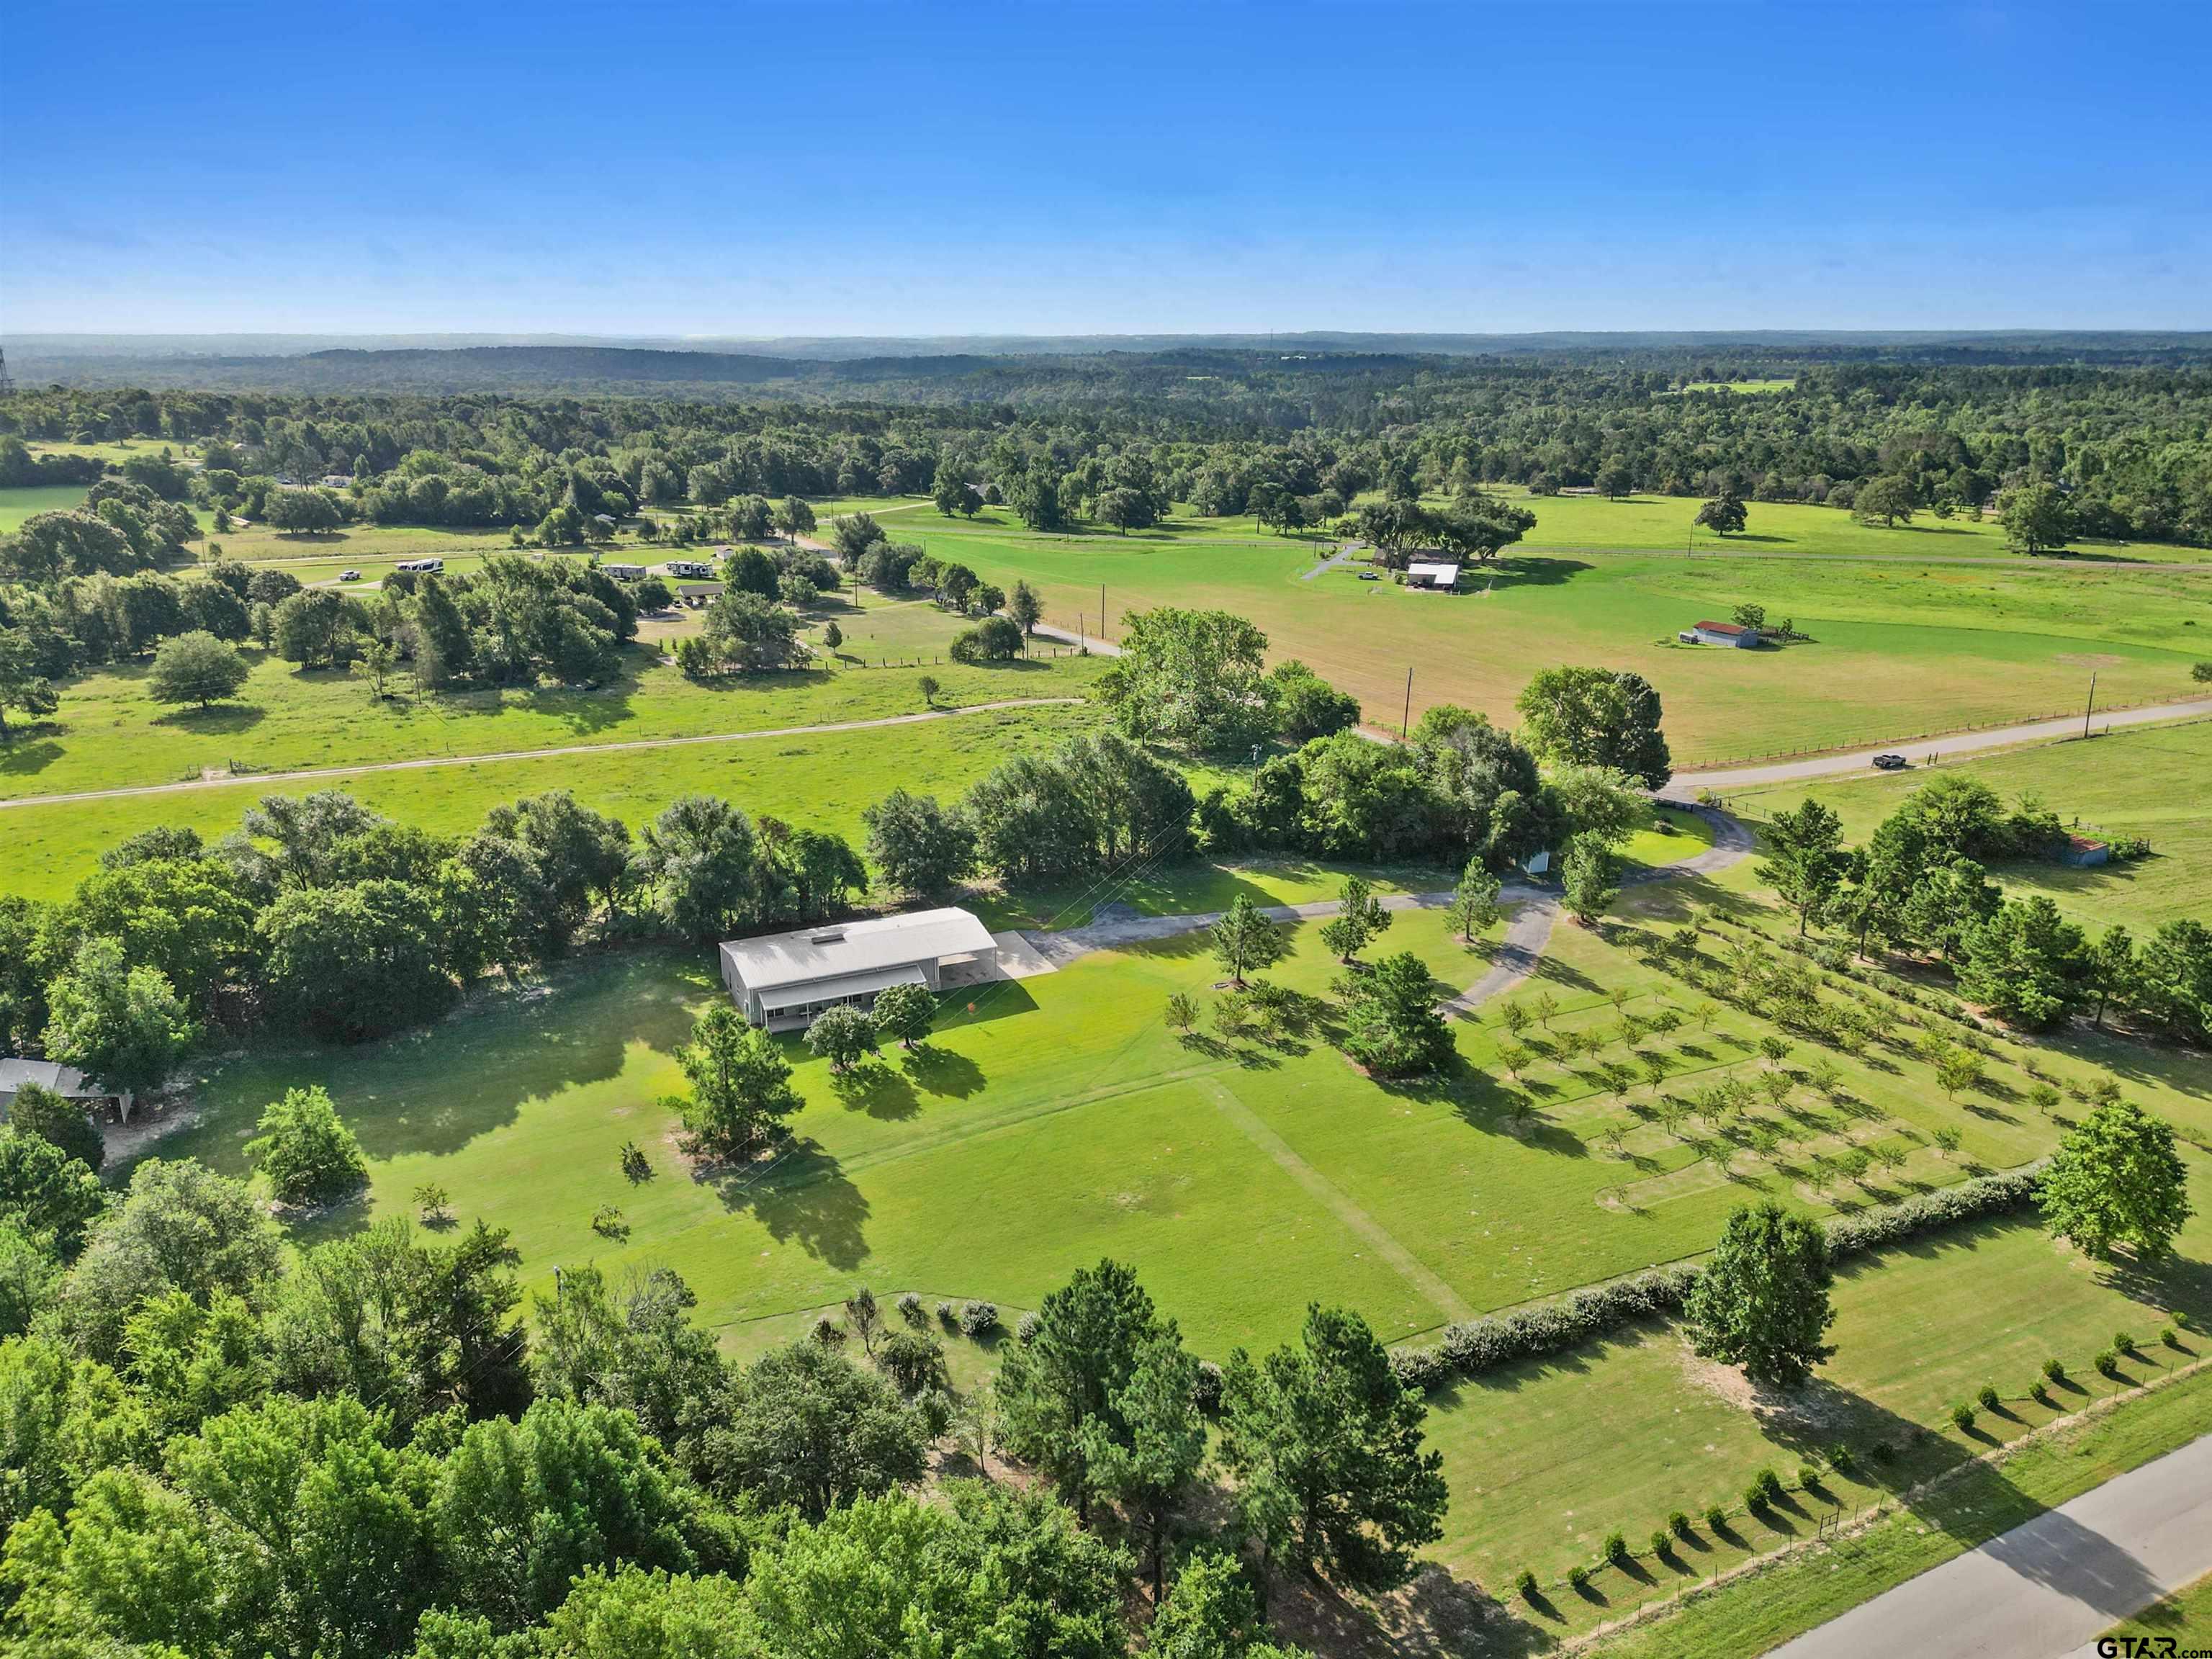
[1406,560,1462,590]
[719,907,1000,1028]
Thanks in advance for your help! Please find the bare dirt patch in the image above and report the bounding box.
[1676,1339,1860,1437]
[2053,652,2128,669]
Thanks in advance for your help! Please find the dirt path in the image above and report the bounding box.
[0,697,1085,811]
[1200,1078,1476,1323]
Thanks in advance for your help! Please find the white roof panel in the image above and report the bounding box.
[721,907,997,992]
[1407,560,1462,583]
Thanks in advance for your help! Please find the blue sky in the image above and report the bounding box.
[6,1,2207,335]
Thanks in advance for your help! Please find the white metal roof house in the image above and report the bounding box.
[0,1058,132,1122]
[1406,560,1462,590]
[719,907,1000,1028]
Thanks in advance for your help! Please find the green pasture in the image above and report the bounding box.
[0,699,1100,903]
[0,596,1102,806]
[1720,719,2212,936]
[1666,378,1797,395]
[0,484,92,532]
[904,520,2209,762]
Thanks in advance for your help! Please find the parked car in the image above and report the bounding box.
[338,569,362,582]
[1358,571,1381,581]
[1872,753,1908,770]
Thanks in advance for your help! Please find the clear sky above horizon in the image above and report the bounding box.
[6,0,2208,336]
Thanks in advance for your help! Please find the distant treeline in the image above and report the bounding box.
[4,349,2211,543]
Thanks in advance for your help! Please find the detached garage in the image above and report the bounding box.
[719,907,1001,1028]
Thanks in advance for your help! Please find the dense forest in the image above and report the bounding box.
[4,343,2210,544]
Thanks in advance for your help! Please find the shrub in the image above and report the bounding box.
[2030,1382,2052,1407]
[1566,1565,1591,1592]
[810,1316,845,1347]
[1704,1503,1728,1532]
[1604,1531,1629,1567]
[959,1300,999,1339]
[896,1291,925,1327]
[1743,1482,1769,1514]
[1827,1442,1856,1476]
[1871,1439,1896,1463]
[2162,1326,2181,1350]
[1516,1568,1539,1603]
[1650,1529,1672,1558]
[590,1204,626,1238]
[243,1085,368,1208]
[2114,1330,2136,1354]
[2095,1349,2121,1379]
[1015,1310,1040,1344]
[1950,1402,1976,1432]
[1797,1463,1822,1491]
[1669,1509,1694,1540]
[2043,1357,2067,1382]
[937,1300,956,1326]
[1755,1467,1784,1504]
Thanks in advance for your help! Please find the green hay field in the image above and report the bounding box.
[848,505,2209,763]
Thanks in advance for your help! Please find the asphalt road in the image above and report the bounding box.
[1679,698,2212,793]
[1768,1431,2212,1659]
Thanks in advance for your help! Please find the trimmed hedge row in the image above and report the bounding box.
[1391,1169,2044,1393]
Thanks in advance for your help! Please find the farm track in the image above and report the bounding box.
[0,697,1086,811]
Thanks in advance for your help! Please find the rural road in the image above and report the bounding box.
[1680,697,2212,793]
[1768,1431,2212,1659]
[1027,622,1122,655]
[0,697,1086,811]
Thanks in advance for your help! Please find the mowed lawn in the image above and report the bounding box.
[871,508,2210,763]
[1427,1193,2212,1622]
[1722,718,2212,936]
[0,699,1101,903]
[0,597,1102,804]
[163,858,2212,1365]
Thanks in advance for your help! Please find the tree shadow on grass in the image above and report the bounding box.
[829,1058,920,1120]
[150,703,268,736]
[0,734,63,775]
[701,1136,869,1269]
[901,1043,984,1099]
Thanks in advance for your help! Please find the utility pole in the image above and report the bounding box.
[1401,666,1413,739]
[2083,671,2097,739]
